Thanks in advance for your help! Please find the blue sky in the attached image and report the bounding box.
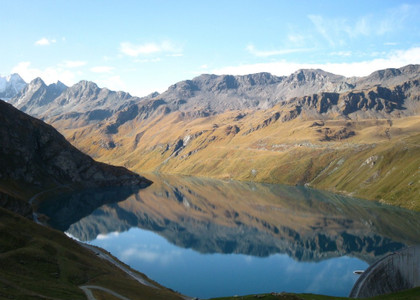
[1,0,420,96]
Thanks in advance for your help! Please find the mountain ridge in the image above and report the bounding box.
[10,64,420,122]
[10,77,67,115]
[7,64,420,211]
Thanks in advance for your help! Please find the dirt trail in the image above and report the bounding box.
[79,285,130,300]
[80,242,157,288]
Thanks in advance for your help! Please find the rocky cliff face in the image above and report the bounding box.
[10,65,420,129]
[10,79,145,128]
[0,100,151,209]
[142,65,419,115]
[9,77,67,115]
[99,65,420,135]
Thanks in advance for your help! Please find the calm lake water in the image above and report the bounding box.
[40,174,420,299]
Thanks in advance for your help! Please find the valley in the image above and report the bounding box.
[2,2,420,299]
[1,64,420,299]
[10,65,420,210]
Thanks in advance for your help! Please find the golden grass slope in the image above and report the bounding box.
[57,103,420,211]
[0,207,185,300]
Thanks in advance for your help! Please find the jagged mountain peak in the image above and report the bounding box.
[54,80,67,91]
[9,76,67,114]
[367,64,420,79]
[30,77,47,86]
[368,68,402,81]
[357,64,420,88]
[71,80,100,91]
[399,64,420,74]
[0,73,27,100]
[147,91,160,98]
[7,73,25,83]
[287,68,345,83]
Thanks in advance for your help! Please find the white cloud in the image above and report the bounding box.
[120,247,182,266]
[308,15,337,46]
[90,66,114,73]
[330,51,352,57]
[35,37,56,46]
[61,60,87,68]
[212,47,420,77]
[11,61,80,85]
[308,4,419,47]
[120,41,182,57]
[96,232,120,240]
[96,75,127,92]
[166,53,183,57]
[287,34,306,46]
[246,44,311,57]
[134,58,162,63]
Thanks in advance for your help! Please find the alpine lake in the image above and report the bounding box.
[39,173,420,299]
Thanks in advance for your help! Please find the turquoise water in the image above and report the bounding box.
[41,174,420,298]
[87,227,367,298]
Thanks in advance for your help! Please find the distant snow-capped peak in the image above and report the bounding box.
[0,73,27,100]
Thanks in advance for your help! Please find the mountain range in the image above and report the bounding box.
[6,64,420,210]
[10,65,420,120]
[0,65,419,299]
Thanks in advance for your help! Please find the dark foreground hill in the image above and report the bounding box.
[0,99,151,217]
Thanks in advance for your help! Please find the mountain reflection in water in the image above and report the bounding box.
[40,173,420,263]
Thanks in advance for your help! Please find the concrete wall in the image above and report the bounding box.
[350,245,420,298]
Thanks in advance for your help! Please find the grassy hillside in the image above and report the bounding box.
[209,287,420,300]
[0,207,184,300]
[58,104,420,211]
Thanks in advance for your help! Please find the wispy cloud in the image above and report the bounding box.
[35,37,56,46]
[120,41,182,57]
[134,58,162,63]
[11,61,79,85]
[90,66,114,73]
[96,75,127,92]
[308,15,338,47]
[308,3,420,47]
[287,34,306,46]
[61,60,87,68]
[213,47,420,77]
[330,51,352,57]
[246,44,311,57]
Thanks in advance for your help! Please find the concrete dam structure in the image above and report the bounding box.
[350,245,420,298]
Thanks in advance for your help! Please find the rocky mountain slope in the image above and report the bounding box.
[117,64,419,117]
[0,73,26,100]
[9,77,67,115]
[10,78,145,128]
[0,100,151,217]
[9,64,420,210]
